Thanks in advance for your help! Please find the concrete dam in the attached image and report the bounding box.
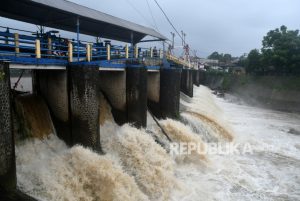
[0,0,205,199]
[1,1,300,201]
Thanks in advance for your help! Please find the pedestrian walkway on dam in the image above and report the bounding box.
[0,26,165,70]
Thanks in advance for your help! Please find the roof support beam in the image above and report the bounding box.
[139,39,165,43]
[43,16,75,26]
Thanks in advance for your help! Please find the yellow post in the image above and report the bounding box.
[14,33,19,55]
[47,38,52,55]
[35,39,41,59]
[90,44,93,61]
[107,44,111,61]
[68,41,73,62]
[125,44,129,59]
[150,47,153,58]
[86,43,91,62]
[134,45,138,58]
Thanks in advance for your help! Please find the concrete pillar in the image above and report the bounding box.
[193,69,200,87]
[68,64,101,152]
[180,68,193,97]
[126,65,147,128]
[0,188,37,200]
[37,70,71,145]
[0,62,16,190]
[160,68,181,119]
[148,68,181,119]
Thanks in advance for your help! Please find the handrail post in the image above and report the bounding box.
[14,33,19,56]
[107,44,111,61]
[125,44,129,59]
[86,43,91,62]
[47,38,52,56]
[134,45,138,58]
[150,47,153,58]
[5,28,9,45]
[68,41,73,62]
[35,39,41,59]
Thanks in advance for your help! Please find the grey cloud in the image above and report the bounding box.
[1,0,299,57]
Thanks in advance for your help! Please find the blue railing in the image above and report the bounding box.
[0,26,164,67]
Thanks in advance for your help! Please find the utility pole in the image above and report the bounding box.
[170,32,175,49]
[181,30,186,46]
[193,50,197,57]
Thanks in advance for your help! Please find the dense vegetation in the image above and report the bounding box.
[207,52,232,64]
[208,26,300,75]
[241,25,300,75]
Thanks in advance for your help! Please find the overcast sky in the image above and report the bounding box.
[1,0,300,57]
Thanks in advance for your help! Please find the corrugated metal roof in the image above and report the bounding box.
[0,0,167,43]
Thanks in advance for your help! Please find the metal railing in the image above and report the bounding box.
[0,27,165,66]
[166,53,199,69]
[0,26,197,69]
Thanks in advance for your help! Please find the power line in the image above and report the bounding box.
[145,0,158,31]
[153,0,184,42]
[125,0,157,30]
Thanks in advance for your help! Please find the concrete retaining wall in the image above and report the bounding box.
[204,73,300,112]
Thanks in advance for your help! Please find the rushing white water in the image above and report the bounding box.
[15,85,300,201]
[172,86,300,201]
[100,122,177,201]
[16,135,148,201]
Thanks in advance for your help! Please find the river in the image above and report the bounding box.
[15,85,300,201]
[173,87,300,201]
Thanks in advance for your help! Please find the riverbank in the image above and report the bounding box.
[203,72,300,113]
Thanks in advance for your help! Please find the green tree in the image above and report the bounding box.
[208,52,232,65]
[208,51,221,60]
[237,54,247,67]
[222,53,232,64]
[261,25,300,75]
[246,49,263,74]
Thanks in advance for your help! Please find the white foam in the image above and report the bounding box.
[101,122,177,200]
[172,85,300,201]
[16,134,148,201]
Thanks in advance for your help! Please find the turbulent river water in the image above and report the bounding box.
[15,85,300,201]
